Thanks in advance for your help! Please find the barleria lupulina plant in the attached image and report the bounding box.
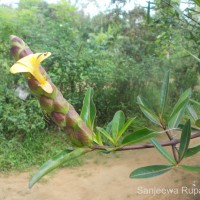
[9,36,200,189]
[10,35,93,147]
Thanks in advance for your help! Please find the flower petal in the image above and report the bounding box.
[34,52,51,67]
[40,81,53,94]
[10,63,31,74]
[10,52,53,93]
[17,54,34,68]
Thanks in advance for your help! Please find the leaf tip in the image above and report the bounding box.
[28,180,34,189]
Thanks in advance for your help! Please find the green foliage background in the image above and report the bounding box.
[0,0,200,170]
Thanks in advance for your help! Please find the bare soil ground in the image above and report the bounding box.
[0,138,200,200]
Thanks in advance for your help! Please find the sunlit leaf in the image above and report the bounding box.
[112,111,125,141]
[160,71,169,116]
[122,128,157,145]
[179,120,191,161]
[116,117,135,142]
[150,138,176,165]
[130,165,173,179]
[96,127,115,145]
[93,131,103,146]
[80,88,96,131]
[29,148,90,188]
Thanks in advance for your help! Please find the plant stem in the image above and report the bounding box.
[160,121,179,163]
[165,130,179,163]
[92,132,200,151]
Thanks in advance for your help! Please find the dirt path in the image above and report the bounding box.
[0,141,200,200]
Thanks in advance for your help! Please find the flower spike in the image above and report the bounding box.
[10,35,93,146]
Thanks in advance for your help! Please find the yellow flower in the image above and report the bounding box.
[10,52,53,94]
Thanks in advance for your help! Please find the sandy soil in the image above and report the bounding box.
[0,138,200,200]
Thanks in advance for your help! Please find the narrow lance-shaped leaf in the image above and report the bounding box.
[122,128,157,146]
[112,111,125,142]
[180,165,200,172]
[160,71,169,116]
[29,148,91,188]
[137,96,161,126]
[189,99,200,127]
[101,121,112,144]
[178,120,191,161]
[170,88,192,115]
[96,127,115,145]
[184,144,200,158]
[80,88,96,131]
[150,138,176,165]
[116,117,135,142]
[187,104,200,127]
[93,131,103,146]
[106,121,112,134]
[130,165,173,179]
[168,98,189,128]
[187,104,198,121]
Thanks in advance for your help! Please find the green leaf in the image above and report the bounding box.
[180,165,200,172]
[29,148,90,188]
[171,89,192,114]
[112,111,125,142]
[160,71,169,116]
[187,104,198,121]
[137,96,154,110]
[168,98,189,128]
[116,117,135,142]
[184,144,200,158]
[178,124,199,132]
[93,131,103,146]
[96,127,115,145]
[106,121,112,134]
[137,96,161,126]
[150,138,176,165]
[194,0,200,7]
[130,165,173,179]
[179,120,191,161]
[122,128,157,145]
[170,98,188,120]
[80,88,96,131]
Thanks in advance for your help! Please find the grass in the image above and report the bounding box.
[0,130,82,172]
